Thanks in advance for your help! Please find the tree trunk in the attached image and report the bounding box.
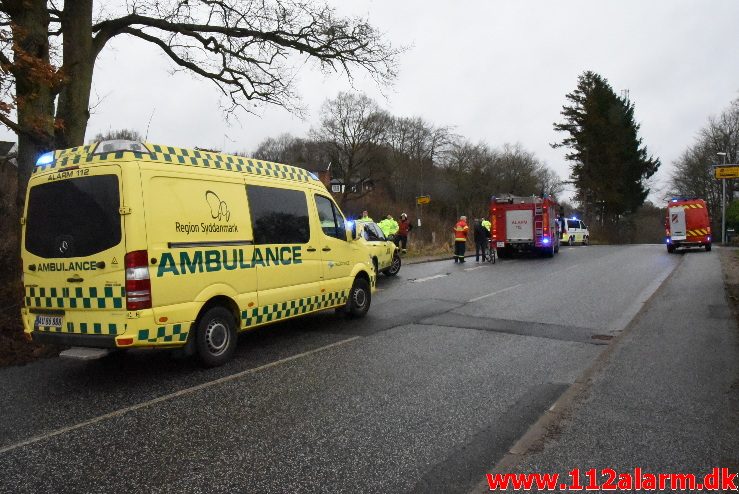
[55,0,94,148]
[10,0,55,208]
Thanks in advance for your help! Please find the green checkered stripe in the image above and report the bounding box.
[25,286,125,310]
[36,322,120,335]
[137,324,188,344]
[241,291,348,327]
[34,143,313,184]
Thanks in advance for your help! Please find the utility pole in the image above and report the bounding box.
[718,152,728,243]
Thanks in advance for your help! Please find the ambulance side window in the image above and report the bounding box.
[315,195,346,241]
[247,185,310,244]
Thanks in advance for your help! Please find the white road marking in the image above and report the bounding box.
[0,336,360,455]
[464,266,486,272]
[466,263,580,303]
[411,274,449,283]
[468,284,522,302]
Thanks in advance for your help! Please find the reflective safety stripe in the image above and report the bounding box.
[137,324,188,344]
[25,285,125,310]
[34,143,313,183]
[35,322,120,335]
[241,290,348,328]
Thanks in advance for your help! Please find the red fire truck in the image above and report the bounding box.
[489,195,560,258]
[665,198,712,253]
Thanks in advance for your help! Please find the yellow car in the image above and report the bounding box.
[358,222,401,276]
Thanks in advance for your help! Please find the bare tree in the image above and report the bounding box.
[670,98,739,235]
[310,92,390,205]
[252,133,300,163]
[383,116,451,203]
[91,128,143,143]
[0,0,400,201]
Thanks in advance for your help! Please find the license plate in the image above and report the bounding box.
[497,242,505,248]
[35,315,63,330]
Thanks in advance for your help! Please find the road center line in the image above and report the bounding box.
[464,266,486,272]
[0,336,360,456]
[412,274,449,283]
[468,284,522,302]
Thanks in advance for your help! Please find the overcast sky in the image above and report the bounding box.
[3,0,738,201]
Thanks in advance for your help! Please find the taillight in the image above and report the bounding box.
[125,250,151,310]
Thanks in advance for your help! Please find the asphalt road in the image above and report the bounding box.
[0,245,685,493]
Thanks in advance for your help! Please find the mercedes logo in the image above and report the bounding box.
[59,240,69,254]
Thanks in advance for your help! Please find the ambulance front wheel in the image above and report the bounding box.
[347,278,371,318]
[195,306,237,367]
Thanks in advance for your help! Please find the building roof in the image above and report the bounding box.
[0,141,15,157]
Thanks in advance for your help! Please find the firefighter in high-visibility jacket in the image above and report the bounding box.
[453,216,469,263]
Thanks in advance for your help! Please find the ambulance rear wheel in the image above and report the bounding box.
[347,278,371,318]
[705,243,712,252]
[195,306,237,367]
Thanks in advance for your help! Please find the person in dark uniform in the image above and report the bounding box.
[473,218,489,262]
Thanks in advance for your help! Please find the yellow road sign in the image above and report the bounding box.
[416,195,431,205]
[715,165,739,179]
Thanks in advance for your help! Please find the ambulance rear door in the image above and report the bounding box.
[22,165,127,339]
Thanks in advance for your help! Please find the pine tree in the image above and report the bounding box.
[553,71,660,224]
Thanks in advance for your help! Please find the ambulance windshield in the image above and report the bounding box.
[25,175,121,258]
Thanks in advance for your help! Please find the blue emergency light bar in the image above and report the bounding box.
[35,152,54,167]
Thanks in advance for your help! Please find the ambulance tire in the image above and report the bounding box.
[384,253,401,276]
[195,306,237,367]
[705,243,712,252]
[347,278,371,318]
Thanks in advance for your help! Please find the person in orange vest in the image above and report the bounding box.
[453,215,469,263]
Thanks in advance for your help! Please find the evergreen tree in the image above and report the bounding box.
[553,71,660,223]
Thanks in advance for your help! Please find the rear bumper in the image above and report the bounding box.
[31,331,117,348]
[670,235,710,247]
[22,307,192,349]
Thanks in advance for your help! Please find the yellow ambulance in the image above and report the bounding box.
[21,140,375,366]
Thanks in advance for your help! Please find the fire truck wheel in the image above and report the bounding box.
[195,306,237,367]
[705,243,712,252]
[667,244,675,254]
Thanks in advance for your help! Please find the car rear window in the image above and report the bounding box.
[567,220,579,229]
[25,175,121,258]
